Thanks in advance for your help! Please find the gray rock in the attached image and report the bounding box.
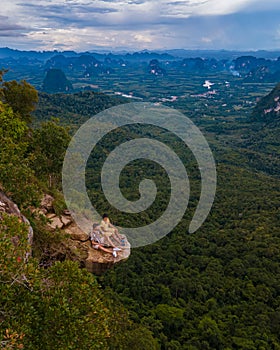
[60,215,72,227]
[0,191,33,257]
[40,194,55,212]
[49,216,64,230]
[64,221,131,275]
[46,213,56,219]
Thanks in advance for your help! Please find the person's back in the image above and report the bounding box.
[100,219,110,231]
[90,223,104,245]
[100,214,115,235]
[100,214,124,246]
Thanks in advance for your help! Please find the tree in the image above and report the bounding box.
[0,214,34,350]
[0,102,39,207]
[31,118,71,188]
[198,316,224,349]
[0,215,110,350]
[152,304,184,338]
[1,79,38,124]
[0,215,157,350]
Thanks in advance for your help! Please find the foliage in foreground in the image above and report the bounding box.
[0,214,158,350]
[1,69,280,349]
[0,72,158,349]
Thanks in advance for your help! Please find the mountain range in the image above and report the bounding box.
[2,47,280,93]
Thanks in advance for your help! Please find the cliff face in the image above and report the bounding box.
[0,191,33,265]
[0,191,130,275]
[42,68,73,93]
[0,191,33,246]
[39,194,131,275]
[252,83,280,123]
[148,59,166,76]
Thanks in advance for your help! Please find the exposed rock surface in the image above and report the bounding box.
[252,82,280,122]
[148,59,166,76]
[39,195,131,275]
[0,191,33,254]
[1,192,131,275]
[40,194,55,214]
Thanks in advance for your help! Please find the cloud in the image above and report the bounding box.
[32,3,159,32]
[164,10,280,50]
[0,15,28,37]
[243,0,280,12]
[11,1,124,34]
[98,0,147,4]
[18,2,118,14]
[17,1,119,27]
[1,0,280,51]
[161,0,257,18]
[134,33,153,43]
[0,32,26,37]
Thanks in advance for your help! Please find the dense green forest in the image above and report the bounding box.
[0,72,158,349]
[1,68,280,349]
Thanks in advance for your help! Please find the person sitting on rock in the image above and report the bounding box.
[100,214,124,246]
[90,223,119,257]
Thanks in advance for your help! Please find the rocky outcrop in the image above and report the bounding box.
[42,68,73,93]
[64,222,130,275]
[0,191,33,256]
[40,194,55,214]
[38,194,131,275]
[0,191,130,275]
[39,194,73,230]
[148,59,166,76]
[251,82,280,122]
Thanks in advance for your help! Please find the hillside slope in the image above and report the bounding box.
[30,82,280,349]
[33,90,127,128]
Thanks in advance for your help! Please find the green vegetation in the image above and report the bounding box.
[1,78,38,124]
[0,214,159,350]
[42,69,73,93]
[33,90,127,128]
[0,85,39,207]
[0,71,158,349]
[1,64,280,349]
[102,164,280,349]
[31,118,71,188]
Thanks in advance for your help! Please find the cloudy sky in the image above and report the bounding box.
[1,0,280,51]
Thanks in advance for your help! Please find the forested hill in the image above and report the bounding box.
[33,90,127,128]
[1,69,280,349]
[31,84,280,348]
[98,84,280,348]
[252,82,280,123]
[199,82,280,178]
[0,72,158,349]
[32,87,280,179]
[237,83,280,175]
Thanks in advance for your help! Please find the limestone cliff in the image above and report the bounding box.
[0,192,130,275]
[0,190,33,246]
[39,194,131,275]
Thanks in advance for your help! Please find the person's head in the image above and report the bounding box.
[102,213,109,222]
[92,223,99,229]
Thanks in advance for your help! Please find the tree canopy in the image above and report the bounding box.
[0,72,159,350]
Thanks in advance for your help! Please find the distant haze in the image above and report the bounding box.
[1,0,280,52]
